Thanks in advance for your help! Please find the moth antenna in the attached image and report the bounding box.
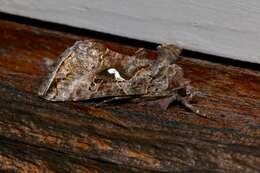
[177,95,210,119]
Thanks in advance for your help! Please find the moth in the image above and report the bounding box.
[39,40,206,117]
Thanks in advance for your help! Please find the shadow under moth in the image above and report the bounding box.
[39,40,207,118]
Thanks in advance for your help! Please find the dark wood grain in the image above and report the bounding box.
[0,19,260,173]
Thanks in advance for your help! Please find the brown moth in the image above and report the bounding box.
[39,40,206,117]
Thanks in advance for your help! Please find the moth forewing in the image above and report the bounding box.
[38,46,74,98]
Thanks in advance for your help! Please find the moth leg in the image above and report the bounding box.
[176,95,208,118]
[95,96,132,106]
[136,95,178,110]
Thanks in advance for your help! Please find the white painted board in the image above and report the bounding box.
[1,0,260,64]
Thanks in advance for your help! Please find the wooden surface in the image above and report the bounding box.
[1,0,260,64]
[0,19,260,173]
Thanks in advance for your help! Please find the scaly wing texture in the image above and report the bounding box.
[39,40,154,101]
[39,40,194,104]
[39,40,106,101]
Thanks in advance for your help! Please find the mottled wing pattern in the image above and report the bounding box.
[39,40,157,101]
[39,40,194,109]
[39,40,107,101]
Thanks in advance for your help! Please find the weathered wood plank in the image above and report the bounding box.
[0,19,260,173]
[1,0,260,63]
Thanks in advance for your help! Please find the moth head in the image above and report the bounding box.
[157,44,182,63]
[76,40,106,57]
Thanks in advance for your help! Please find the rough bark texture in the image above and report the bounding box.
[0,19,259,173]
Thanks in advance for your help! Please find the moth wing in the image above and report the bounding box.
[38,47,74,98]
[39,41,106,101]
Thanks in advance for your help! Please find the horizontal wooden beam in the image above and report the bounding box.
[0,19,260,172]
